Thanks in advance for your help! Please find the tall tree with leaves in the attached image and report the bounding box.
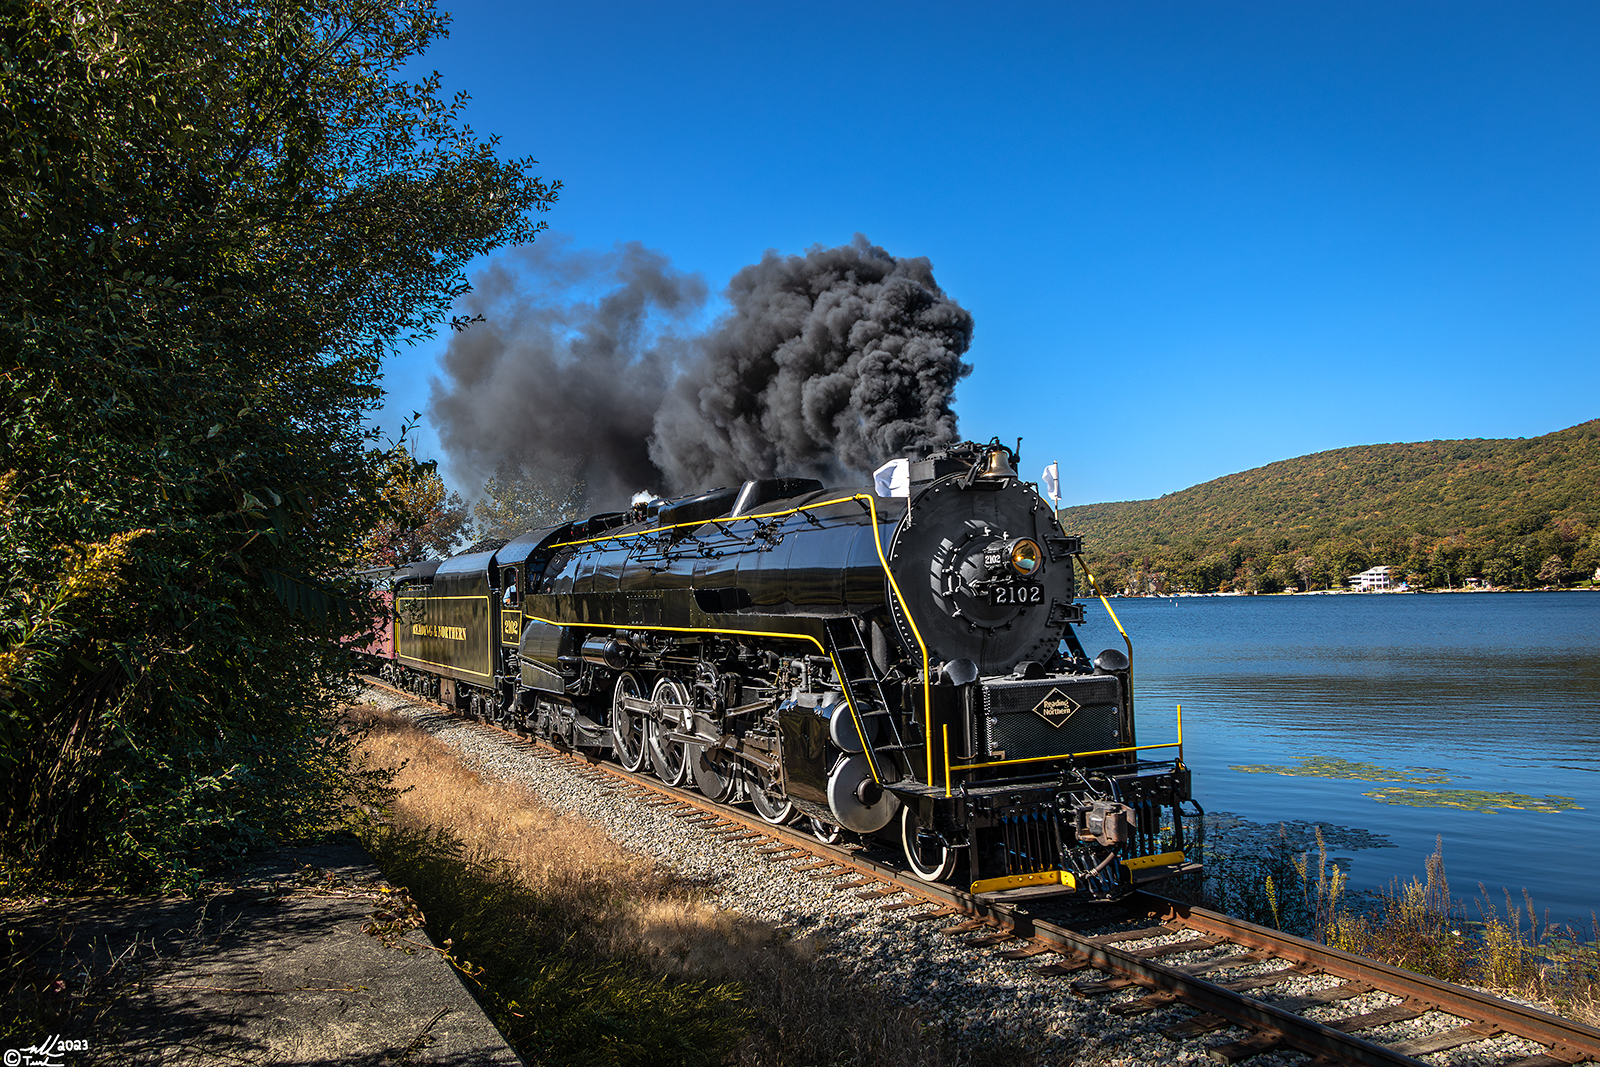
[473,460,589,541]
[362,432,472,566]
[0,0,557,887]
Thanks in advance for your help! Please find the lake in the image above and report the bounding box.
[1075,591,1600,925]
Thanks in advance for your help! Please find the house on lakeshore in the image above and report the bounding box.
[1348,565,1395,592]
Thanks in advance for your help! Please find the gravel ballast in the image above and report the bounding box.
[364,688,1545,1066]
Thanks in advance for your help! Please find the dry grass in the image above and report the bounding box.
[1179,826,1599,1027]
[348,703,1045,1067]
[1325,839,1600,1026]
[354,704,676,914]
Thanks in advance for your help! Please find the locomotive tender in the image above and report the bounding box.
[379,440,1200,898]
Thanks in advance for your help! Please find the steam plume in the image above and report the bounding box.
[430,234,974,507]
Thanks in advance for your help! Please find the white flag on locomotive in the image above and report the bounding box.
[1041,461,1061,508]
[873,458,911,498]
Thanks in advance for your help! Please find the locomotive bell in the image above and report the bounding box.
[1094,648,1130,674]
[982,447,1016,479]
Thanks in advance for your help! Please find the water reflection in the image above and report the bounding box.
[1087,592,1600,922]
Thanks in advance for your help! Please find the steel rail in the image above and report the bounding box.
[365,678,1600,1067]
[1006,919,1435,1066]
[1141,893,1600,1065]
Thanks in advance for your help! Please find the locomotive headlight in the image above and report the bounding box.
[1009,539,1043,575]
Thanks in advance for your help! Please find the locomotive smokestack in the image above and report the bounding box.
[430,234,974,508]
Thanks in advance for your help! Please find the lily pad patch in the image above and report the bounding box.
[1229,755,1453,784]
[1364,788,1582,814]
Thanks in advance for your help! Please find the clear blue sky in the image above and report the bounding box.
[380,1,1599,507]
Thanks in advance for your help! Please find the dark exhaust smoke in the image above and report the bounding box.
[430,234,973,508]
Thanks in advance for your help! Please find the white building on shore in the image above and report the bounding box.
[1348,565,1395,592]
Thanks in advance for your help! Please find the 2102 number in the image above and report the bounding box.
[991,584,1043,605]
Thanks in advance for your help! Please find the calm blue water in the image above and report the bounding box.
[1076,592,1600,923]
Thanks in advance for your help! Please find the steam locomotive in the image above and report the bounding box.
[375,440,1201,898]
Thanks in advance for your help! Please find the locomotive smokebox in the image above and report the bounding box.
[885,448,1079,675]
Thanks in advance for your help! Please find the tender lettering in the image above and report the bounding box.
[411,623,467,641]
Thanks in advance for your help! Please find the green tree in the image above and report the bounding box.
[1536,554,1569,587]
[474,461,588,541]
[0,0,557,887]
[363,436,472,566]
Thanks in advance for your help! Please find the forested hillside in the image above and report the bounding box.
[1060,420,1600,594]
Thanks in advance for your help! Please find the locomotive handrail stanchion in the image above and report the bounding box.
[943,725,952,798]
[1072,552,1132,664]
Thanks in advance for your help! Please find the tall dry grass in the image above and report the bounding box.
[348,704,1047,1067]
[1188,824,1600,1026]
[1325,838,1600,1025]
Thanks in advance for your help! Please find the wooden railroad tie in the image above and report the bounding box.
[1034,956,1093,977]
[830,877,877,891]
[1124,935,1226,960]
[996,942,1057,960]
[1174,949,1272,977]
[858,886,906,899]
[1206,1031,1285,1064]
[1110,990,1183,1017]
[963,932,1017,948]
[1387,1021,1500,1058]
[1087,925,1179,945]
[1072,974,1142,996]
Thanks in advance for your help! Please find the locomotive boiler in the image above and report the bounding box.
[381,439,1200,898]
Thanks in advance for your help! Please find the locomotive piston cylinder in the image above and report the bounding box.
[581,636,631,670]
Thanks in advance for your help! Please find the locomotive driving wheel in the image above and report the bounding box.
[647,677,692,786]
[611,672,648,772]
[901,805,957,882]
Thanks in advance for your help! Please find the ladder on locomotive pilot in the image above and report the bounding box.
[821,616,910,767]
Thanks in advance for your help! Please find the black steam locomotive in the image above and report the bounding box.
[378,440,1200,898]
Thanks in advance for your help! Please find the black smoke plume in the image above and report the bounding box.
[429,237,705,506]
[430,234,974,508]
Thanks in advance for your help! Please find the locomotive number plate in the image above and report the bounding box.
[991,582,1043,605]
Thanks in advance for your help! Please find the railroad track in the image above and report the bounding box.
[365,679,1600,1067]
